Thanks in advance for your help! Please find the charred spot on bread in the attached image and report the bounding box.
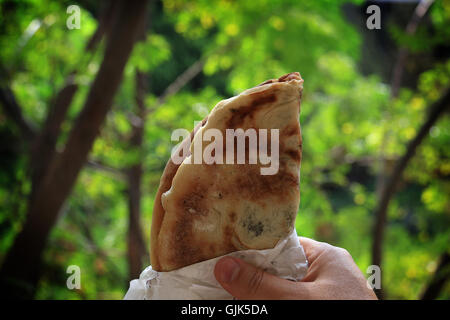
[240,211,264,238]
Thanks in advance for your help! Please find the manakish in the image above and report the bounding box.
[151,72,304,271]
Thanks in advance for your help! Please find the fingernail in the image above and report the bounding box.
[217,257,240,283]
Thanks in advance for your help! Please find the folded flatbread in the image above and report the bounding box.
[151,72,304,271]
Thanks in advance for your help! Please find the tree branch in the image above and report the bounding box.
[157,58,205,107]
[390,0,434,99]
[84,0,119,52]
[85,159,126,180]
[0,85,36,141]
[30,76,78,190]
[371,88,450,298]
[420,251,450,300]
[372,0,435,299]
[147,16,257,115]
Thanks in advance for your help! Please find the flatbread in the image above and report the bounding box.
[151,72,304,271]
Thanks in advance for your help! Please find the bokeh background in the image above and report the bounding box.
[0,0,449,299]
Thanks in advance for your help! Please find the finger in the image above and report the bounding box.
[214,256,307,300]
[299,237,328,264]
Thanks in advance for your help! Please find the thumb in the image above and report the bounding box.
[214,256,299,300]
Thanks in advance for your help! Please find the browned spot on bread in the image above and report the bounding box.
[227,94,277,128]
[169,187,210,267]
[283,123,300,137]
[258,79,275,86]
[224,225,233,238]
[233,166,298,201]
[257,72,301,87]
[278,72,301,82]
[286,149,301,162]
[181,191,207,216]
[223,225,237,251]
[171,215,202,267]
[229,211,236,222]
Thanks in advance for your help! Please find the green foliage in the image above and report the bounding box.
[0,0,449,300]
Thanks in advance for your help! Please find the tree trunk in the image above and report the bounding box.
[127,71,148,281]
[0,0,150,299]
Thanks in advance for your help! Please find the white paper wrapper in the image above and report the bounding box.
[124,229,308,300]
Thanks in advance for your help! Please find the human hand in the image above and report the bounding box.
[214,237,378,300]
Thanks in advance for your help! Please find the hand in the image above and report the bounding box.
[214,237,378,300]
